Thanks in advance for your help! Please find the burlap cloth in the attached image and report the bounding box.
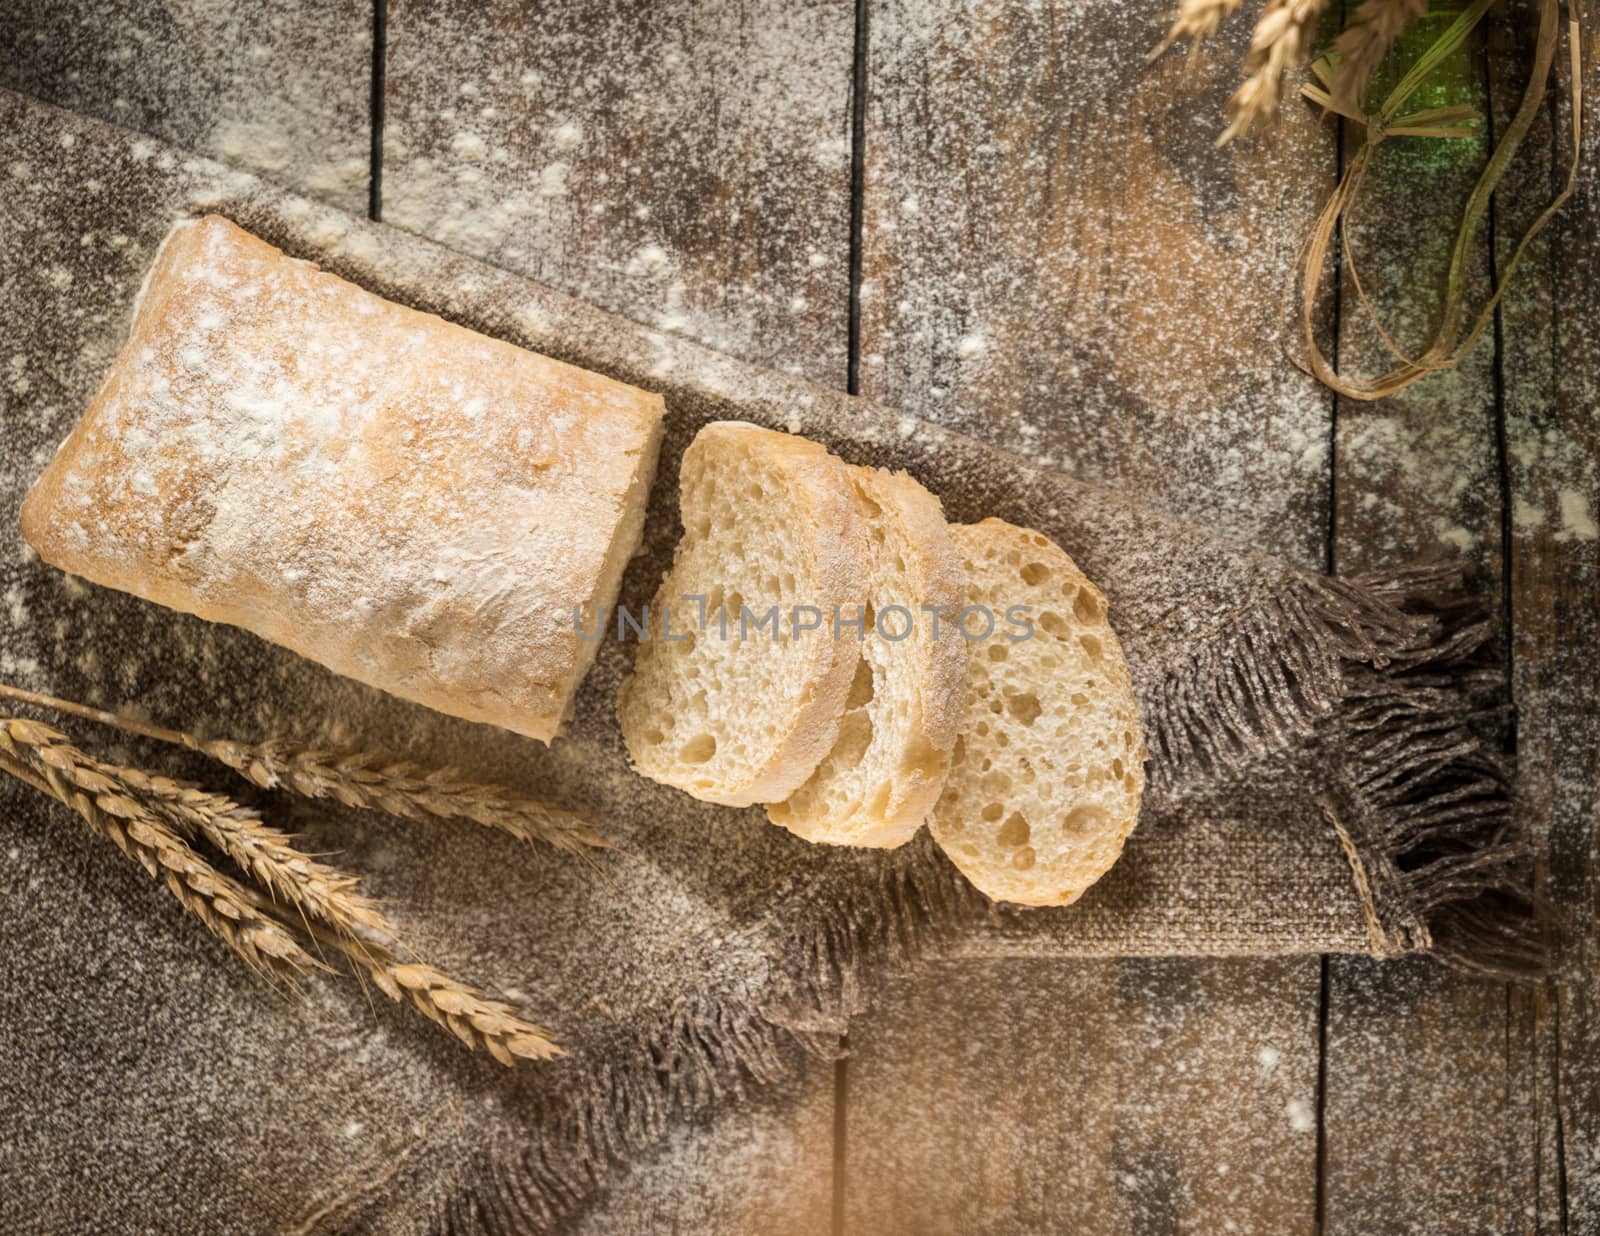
[0,93,1534,1233]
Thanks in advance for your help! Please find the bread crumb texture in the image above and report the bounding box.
[618,421,864,807]
[930,518,1145,907]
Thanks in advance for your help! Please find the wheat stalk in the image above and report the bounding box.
[1220,0,1333,144]
[0,683,605,856]
[0,719,314,980]
[0,715,562,1064]
[1330,0,1429,116]
[1151,0,1246,60]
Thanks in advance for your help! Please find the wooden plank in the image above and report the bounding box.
[1491,1,1600,1228]
[1320,11,1540,1235]
[382,0,856,387]
[842,958,1322,1235]
[857,0,1337,566]
[380,3,858,1229]
[0,0,373,211]
[844,1,1333,1231]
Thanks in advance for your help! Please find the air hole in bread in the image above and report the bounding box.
[1063,805,1103,836]
[1079,634,1103,661]
[1020,561,1049,586]
[1073,587,1102,624]
[979,769,1011,795]
[1038,611,1069,638]
[997,811,1030,847]
[678,733,718,764]
[1006,692,1042,725]
[987,643,1008,662]
[1012,846,1037,871]
[981,802,1004,821]
[1112,758,1125,779]
[643,728,664,746]
[845,657,875,709]
[1070,692,1088,706]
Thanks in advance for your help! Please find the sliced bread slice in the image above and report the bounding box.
[929,519,1145,907]
[618,421,868,807]
[766,466,966,848]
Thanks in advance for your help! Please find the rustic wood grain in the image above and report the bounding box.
[842,1,1334,1230]
[0,0,373,212]
[381,0,856,387]
[1320,12,1541,1235]
[857,0,1337,566]
[841,958,1322,1235]
[1490,1,1600,1228]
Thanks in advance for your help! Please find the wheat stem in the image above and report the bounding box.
[0,682,605,856]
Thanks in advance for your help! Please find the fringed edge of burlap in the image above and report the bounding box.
[1143,560,1491,784]
[422,833,985,1234]
[390,562,1535,1235]
[1322,662,1541,980]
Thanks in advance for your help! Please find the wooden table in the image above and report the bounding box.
[5,1,1595,1231]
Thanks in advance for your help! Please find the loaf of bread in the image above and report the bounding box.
[766,465,966,848]
[618,421,868,807]
[20,215,665,742]
[928,519,1145,906]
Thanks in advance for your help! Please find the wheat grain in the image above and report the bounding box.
[1152,0,1246,59]
[1331,0,1429,116]
[0,719,315,979]
[0,683,605,855]
[1220,0,1333,144]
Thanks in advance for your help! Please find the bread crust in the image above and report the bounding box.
[766,465,966,846]
[617,421,868,807]
[20,215,665,742]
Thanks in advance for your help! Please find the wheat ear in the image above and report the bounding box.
[1220,0,1332,144]
[309,931,562,1064]
[0,718,315,979]
[1329,0,1428,116]
[123,771,563,1061]
[1151,0,1246,60]
[95,759,400,948]
[1,715,562,1063]
[0,683,605,855]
